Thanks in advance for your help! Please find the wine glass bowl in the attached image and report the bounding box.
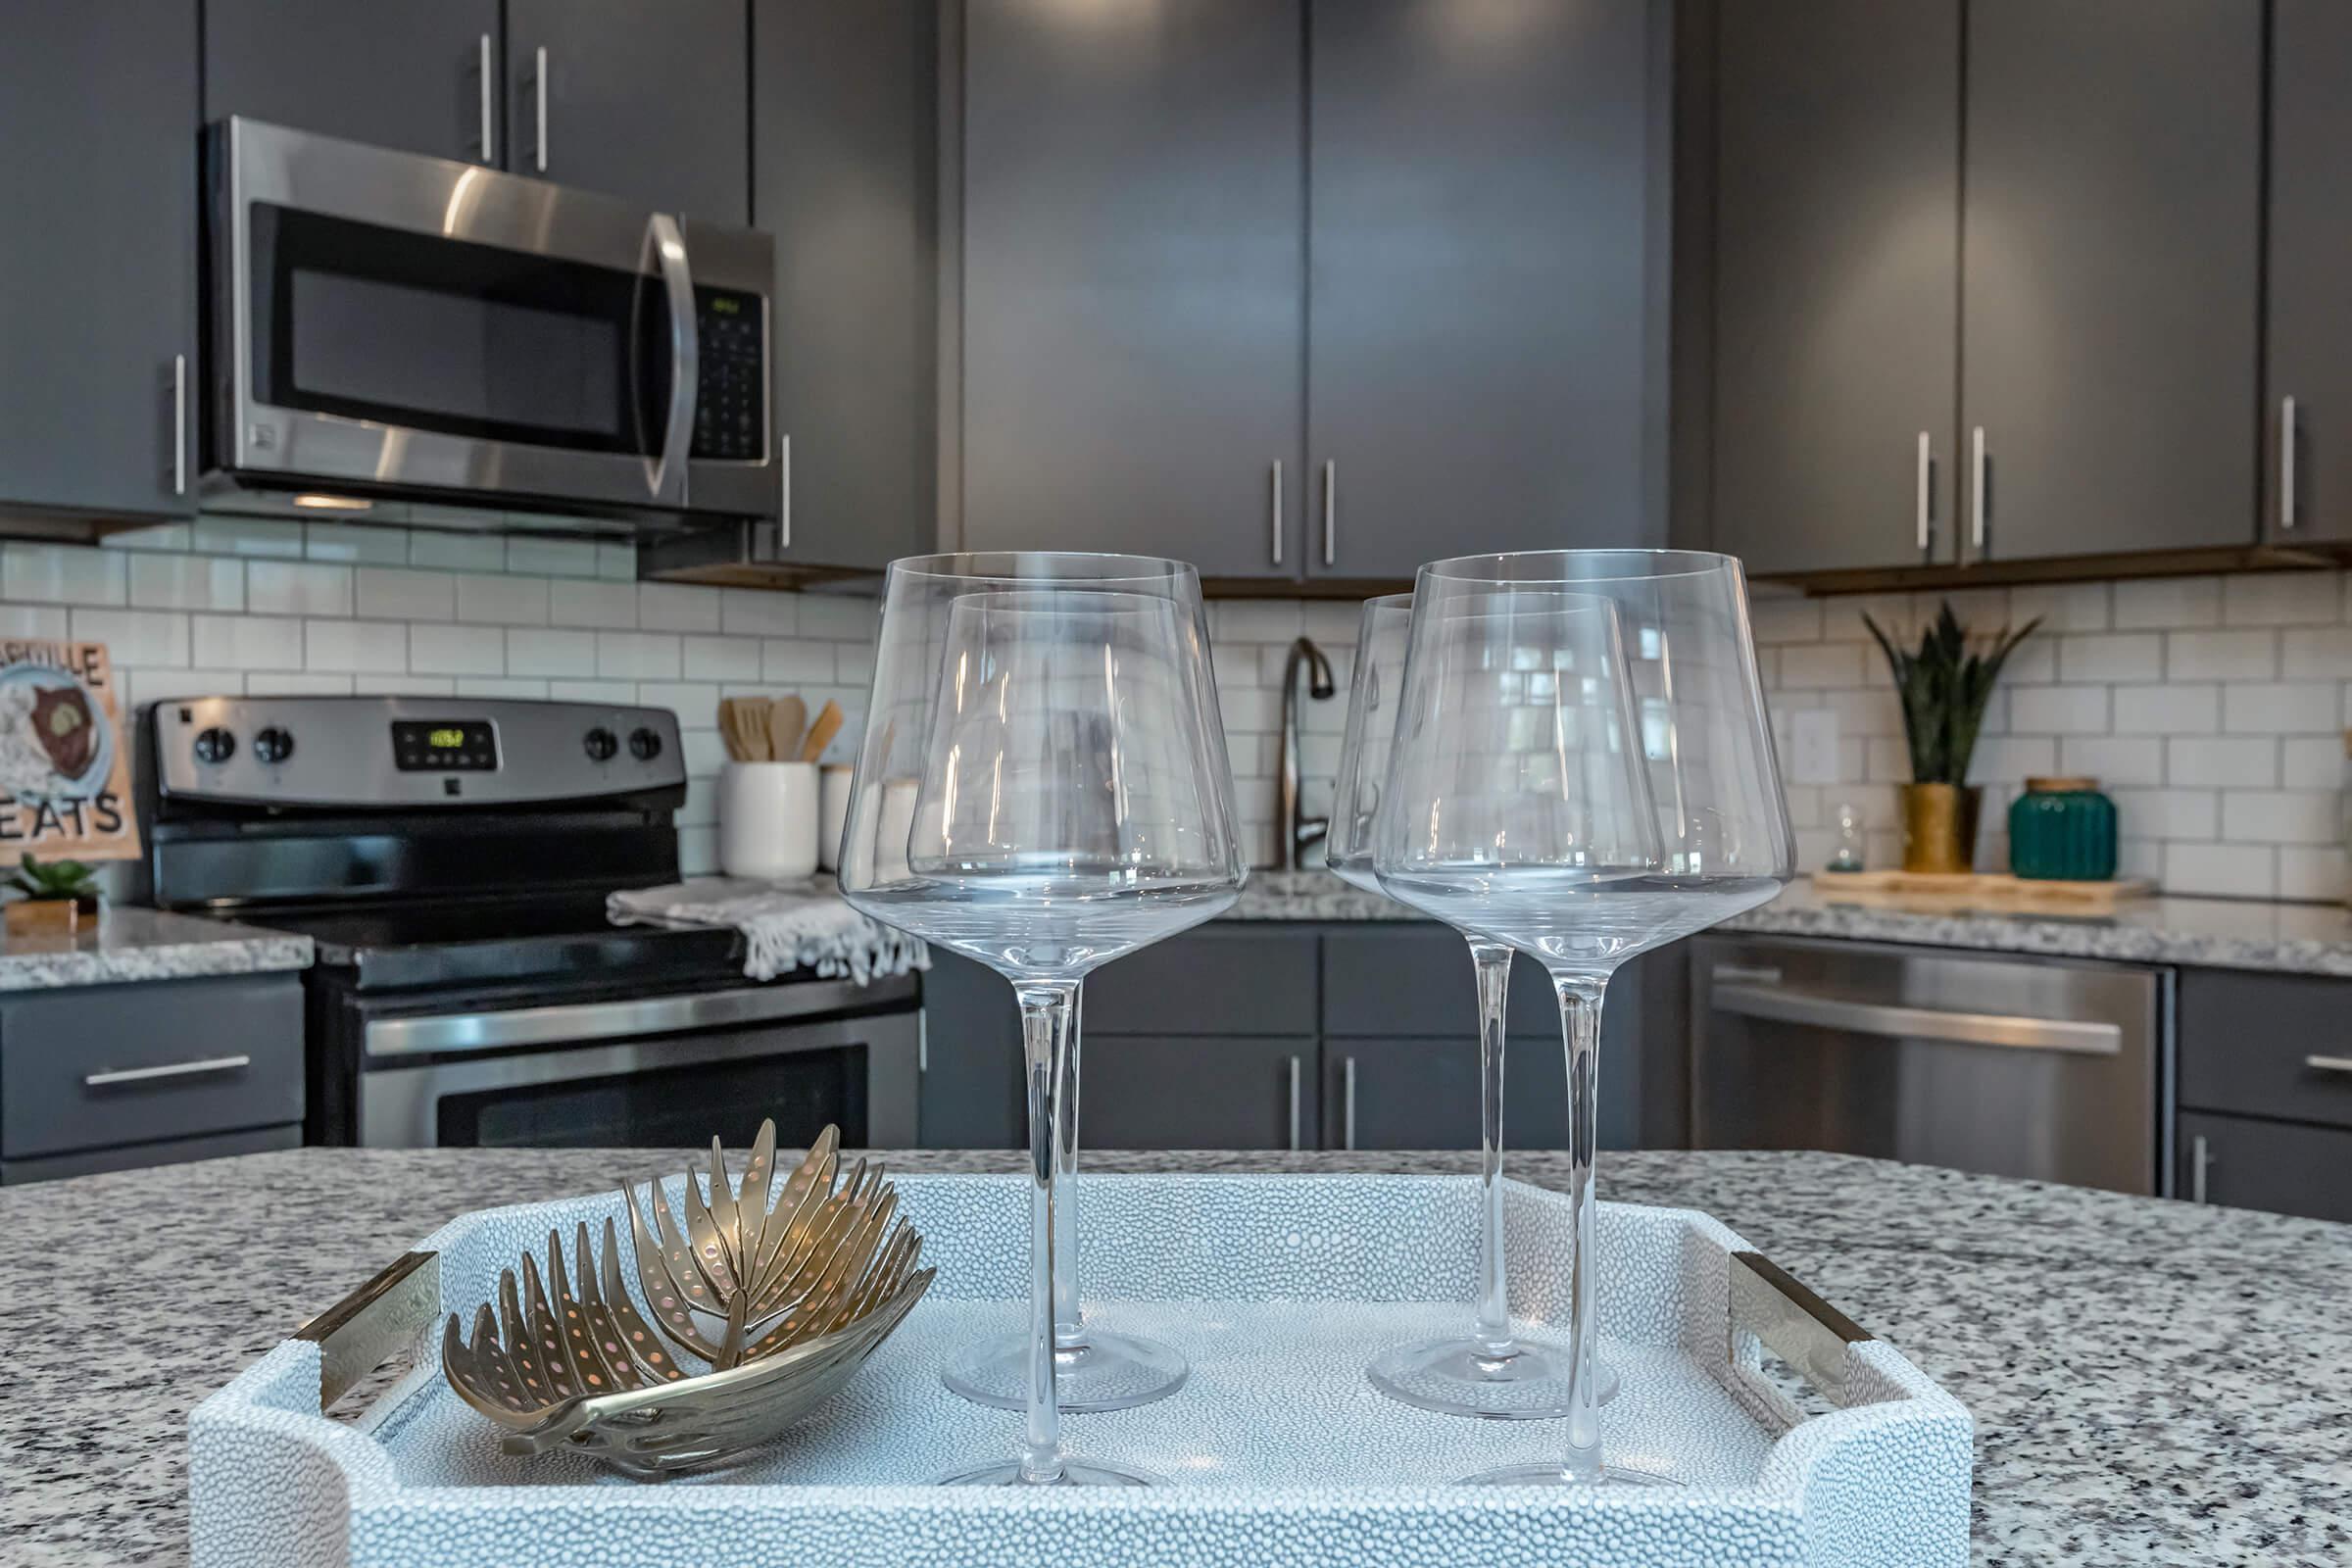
[839,552,1246,1483]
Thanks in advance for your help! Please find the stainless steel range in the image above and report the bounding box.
[139,696,916,1150]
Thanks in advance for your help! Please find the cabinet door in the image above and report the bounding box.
[959,0,1303,577]
[1305,0,1653,579]
[205,0,499,164]
[1326,1036,1570,1152]
[753,0,936,570]
[1713,0,1959,574]
[1960,0,2260,562]
[507,0,749,221]
[2180,1112,2352,1224]
[2266,0,2352,542]
[0,4,196,519]
[1081,1035,1317,1151]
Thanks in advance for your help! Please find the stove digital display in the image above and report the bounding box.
[392,719,499,772]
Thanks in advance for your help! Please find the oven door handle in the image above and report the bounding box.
[1710,982,2121,1056]
[645,212,697,505]
[364,977,907,1058]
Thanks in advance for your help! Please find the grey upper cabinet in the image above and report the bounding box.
[1305,0,1655,579]
[0,4,196,521]
[2266,0,2352,543]
[958,0,1305,577]
[204,0,500,164]
[505,0,749,222]
[1959,0,2261,564]
[753,0,936,570]
[1712,0,1960,575]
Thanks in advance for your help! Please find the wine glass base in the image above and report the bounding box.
[1364,1334,1622,1419]
[1457,1461,1681,1488]
[935,1457,1160,1487]
[942,1328,1189,1413]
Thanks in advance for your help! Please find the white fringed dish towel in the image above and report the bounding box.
[607,875,929,983]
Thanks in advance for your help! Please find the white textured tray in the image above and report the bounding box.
[190,1172,1972,1568]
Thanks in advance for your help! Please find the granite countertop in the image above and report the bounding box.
[4,1147,2344,1568]
[0,906,312,992]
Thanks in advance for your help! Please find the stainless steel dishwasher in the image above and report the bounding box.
[1690,934,2171,1195]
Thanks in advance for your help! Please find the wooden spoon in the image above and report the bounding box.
[800,699,845,762]
[768,696,808,763]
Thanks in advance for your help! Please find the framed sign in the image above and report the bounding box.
[0,641,137,859]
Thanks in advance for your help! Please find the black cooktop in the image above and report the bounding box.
[229,890,745,993]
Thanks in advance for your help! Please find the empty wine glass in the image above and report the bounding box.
[839,553,1247,1486]
[1329,594,1618,1418]
[1376,550,1795,1487]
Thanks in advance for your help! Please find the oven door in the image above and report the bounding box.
[211,118,775,520]
[356,981,917,1151]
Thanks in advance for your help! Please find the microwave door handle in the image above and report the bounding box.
[646,213,697,504]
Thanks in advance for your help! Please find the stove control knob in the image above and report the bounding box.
[252,726,294,764]
[192,726,235,765]
[628,726,663,761]
[583,726,618,762]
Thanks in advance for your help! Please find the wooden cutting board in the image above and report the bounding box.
[1812,870,2155,911]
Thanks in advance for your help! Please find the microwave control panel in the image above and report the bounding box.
[692,286,768,463]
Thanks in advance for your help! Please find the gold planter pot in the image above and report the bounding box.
[1899,783,1983,874]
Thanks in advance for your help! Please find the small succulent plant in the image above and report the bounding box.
[1863,602,2040,787]
[10,853,99,904]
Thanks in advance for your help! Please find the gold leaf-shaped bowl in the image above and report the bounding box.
[440,1123,933,1477]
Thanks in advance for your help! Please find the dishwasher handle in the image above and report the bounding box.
[1711,982,2122,1056]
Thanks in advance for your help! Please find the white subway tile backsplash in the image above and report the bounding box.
[2057,633,2163,683]
[2113,575,2220,630]
[2059,735,2162,787]
[190,515,304,558]
[456,573,549,625]
[2278,846,2349,903]
[304,618,407,672]
[72,608,187,665]
[2110,684,2217,735]
[639,583,722,633]
[2281,736,2342,789]
[2280,625,2352,679]
[129,554,242,612]
[102,522,193,553]
[356,567,456,621]
[798,596,879,641]
[2165,842,2275,898]
[2221,789,2341,846]
[410,623,506,676]
[2008,581,2112,634]
[5,544,125,607]
[1778,642,1867,689]
[354,674,456,697]
[508,627,598,676]
[761,639,833,683]
[2009,685,2110,735]
[683,635,761,682]
[2107,788,2218,841]
[506,536,604,578]
[2168,736,2277,790]
[249,562,353,617]
[550,579,637,629]
[2167,630,2276,681]
[548,678,638,703]
[598,543,637,582]
[455,676,550,699]
[407,531,508,573]
[193,614,304,670]
[2225,682,2338,735]
[123,667,244,709]
[246,672,355,696]
[597,631,681,680]
[0,605,70,640]
[721,587,798,636]
[2224,572,2340,627]
[304,522,408,564]
[1746,595,1822,644]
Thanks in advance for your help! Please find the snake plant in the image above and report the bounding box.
[1862,602,2039,786]
[10,853,98,903]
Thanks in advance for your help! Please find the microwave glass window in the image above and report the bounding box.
[251,204,670,455]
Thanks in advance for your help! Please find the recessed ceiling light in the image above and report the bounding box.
[290,494,373,512]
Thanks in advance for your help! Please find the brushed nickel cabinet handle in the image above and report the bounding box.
[533,45,549,172]
[2304,1053,2352,1075]
[85,1053,250,1088]
[2190,1133,2212,1204]
[1286,1054,1301,1151]
[1269,460,1283,566]
[477,33,495,163]
[1321,459,1336,566]
[1915,430,1933,554]
[172,355,187,496]
[1970,426,1987,553]
[2280,395,2298,531]
[781,432,792,549]
[1342,1054,1357,1151]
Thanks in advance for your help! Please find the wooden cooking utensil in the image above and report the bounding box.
[769,696,808,762]
[720,698,766,761]
[800,700,845,762]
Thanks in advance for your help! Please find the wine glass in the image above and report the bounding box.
[1329,593,1619,1418]
[838,552,1247,1487]
[1375,550,1795,1487]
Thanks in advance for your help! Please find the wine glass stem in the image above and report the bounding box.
[1554,969,1609,1479]
[1015,978,1078,1485]
[1053,1002,1084,1350]
[1466,938,1516,1358]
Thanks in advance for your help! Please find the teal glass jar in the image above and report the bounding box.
[2008,776,2118,881]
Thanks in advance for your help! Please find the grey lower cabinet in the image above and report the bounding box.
[957,0,1305,577]
[1325,1037,1570,1154]
[504,0,749,222]
[0,973,306,1185]
[751,0,936,572]
[1082,1037,1319,1152]
[2174,968,2352,1223]
[1711,0,1960,575]
[2265,0,2352,543]
[205,0,501,165]
[0,3,197,521]
[1302,0,1655,579]
[1958,0,2260,564]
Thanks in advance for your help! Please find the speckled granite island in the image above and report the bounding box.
[3,1146,2343,1568]
[0,906,311,990]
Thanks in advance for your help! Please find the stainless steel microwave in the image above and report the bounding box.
[206,119,777,523]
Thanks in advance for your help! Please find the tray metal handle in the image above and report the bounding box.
[295,1251,441,1410]
[1729,1250,1873,1412]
